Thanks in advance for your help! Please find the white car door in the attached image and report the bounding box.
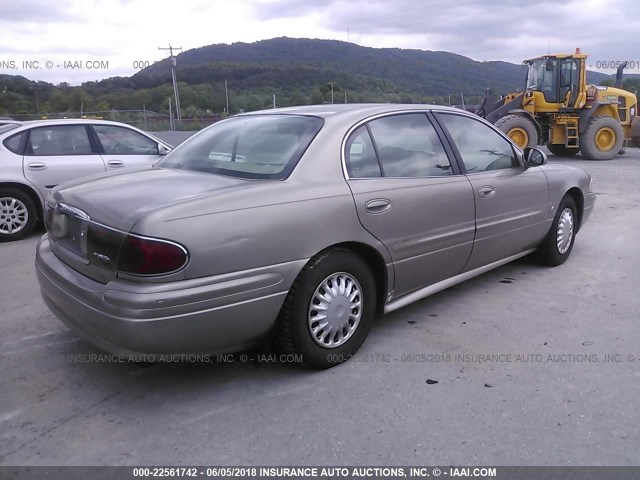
[23,125,106,199]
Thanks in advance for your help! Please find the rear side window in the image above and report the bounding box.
[157,115,323,179]
[3,131,27,154]
[27,125,93,156]
[345,113,453,178]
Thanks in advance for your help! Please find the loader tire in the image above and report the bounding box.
[495,114,538,149]
[580,116,624,160]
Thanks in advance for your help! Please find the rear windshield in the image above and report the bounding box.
[156,114,323,179]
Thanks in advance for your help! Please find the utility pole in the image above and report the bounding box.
[328,82,335,104]
[225,79,230,115]
[168,98,174,131]
[273,94,276,108]
[344,91,347,104]
[158,45,182,123]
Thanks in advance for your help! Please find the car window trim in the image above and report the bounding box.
[363,124,385,177]
[86,125,105,154]
[425,111,464,176]
[432,111,522,174]
[341,110,462,180]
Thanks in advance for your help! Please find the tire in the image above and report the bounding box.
[546,142,579,157]
[580,116,624,160]
[495,114,538,149]
[0,188,38,242]
[276,248,377,369]
[536,195,577,267]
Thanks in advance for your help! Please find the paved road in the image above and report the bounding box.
[1,151,639,466]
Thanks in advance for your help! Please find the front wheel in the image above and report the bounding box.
[276,248,377,368]
[536,195,577,267]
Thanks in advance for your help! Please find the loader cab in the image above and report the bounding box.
[524,54,586,108]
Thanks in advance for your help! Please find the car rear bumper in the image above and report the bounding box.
[36,234,305,357]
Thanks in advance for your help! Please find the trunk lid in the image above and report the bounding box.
[50,167,250,231]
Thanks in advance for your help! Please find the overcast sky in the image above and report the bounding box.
[1,0,638,85]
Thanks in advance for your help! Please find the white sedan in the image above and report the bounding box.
[0,119,172,241]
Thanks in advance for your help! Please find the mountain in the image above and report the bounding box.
[1,37,638,119]
[134,37,528,97]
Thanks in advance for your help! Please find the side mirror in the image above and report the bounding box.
[158,144,172,155]
[523,147,547,167]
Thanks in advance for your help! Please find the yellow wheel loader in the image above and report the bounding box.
[476,49,637,160]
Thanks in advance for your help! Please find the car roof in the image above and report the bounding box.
[243,103,473,119]
[15,118,143,128]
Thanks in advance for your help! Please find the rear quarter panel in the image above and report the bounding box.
[131,179,393,286]
[540,163,593,226]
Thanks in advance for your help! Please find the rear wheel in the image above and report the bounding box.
[536,195,577,267]
[0,188,38,242]
[546,142,579,157]
[276,248,376,369]
[580,116,624,160]
[495,114,538,149]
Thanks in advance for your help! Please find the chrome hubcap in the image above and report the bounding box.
[308,272,363,348]
[0,197,28,235]
[556,207,574,254]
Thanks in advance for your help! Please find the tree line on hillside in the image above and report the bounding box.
[0,63,640,124]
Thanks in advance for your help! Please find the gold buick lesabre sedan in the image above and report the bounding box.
[36,104,595,368]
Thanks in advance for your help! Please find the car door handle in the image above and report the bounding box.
[107,160,124,167]
[365,199,391,214]
[478,186,495,198]
[27,162,47,170]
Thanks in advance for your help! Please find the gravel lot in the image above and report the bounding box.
[1,150,639,467]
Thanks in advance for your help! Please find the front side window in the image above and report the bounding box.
[437,114,517,172]
[93,125,159,155]
[346,113,452,178]
[157,115,323,179]
[27,125,93,156]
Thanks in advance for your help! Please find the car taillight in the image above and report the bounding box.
[117,234,188,276]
